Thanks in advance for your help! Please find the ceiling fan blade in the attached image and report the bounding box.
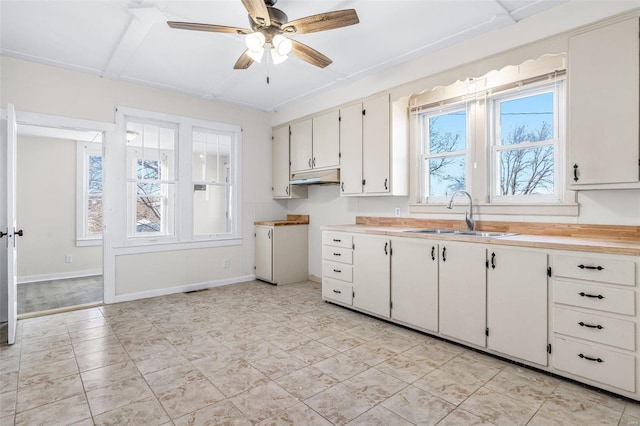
[167,21,251,34]
[241,0,271,27]
[282,9,359,34]
[290,40,332,68]
[234,50,255,70]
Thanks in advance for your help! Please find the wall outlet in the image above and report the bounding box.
[65,255,73,263]
[223,259,230,268]
[394,207,401,217]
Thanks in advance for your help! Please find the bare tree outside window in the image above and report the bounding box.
[496,90,556,197]
[424,110,467,197]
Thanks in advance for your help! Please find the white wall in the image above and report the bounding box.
[1,56,286,301]
[16,136,102,280]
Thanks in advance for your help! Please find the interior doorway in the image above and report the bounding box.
[16,125,104,316]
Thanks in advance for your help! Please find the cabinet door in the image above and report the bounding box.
[255,226,273,282]
[339,103,363,195]
[487,247,548,366]
[353,235,390,317]
[568,18,639,186]
[439,242,486,347]
[391,238,438,332]
[362,95,390,194]
[272,126,290,198]
[312,110,340,169]
[290,119,313,173]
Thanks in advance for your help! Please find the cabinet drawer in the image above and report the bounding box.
[553,254,635,286]
[553,336,635,392]
[323,232,353,249]
[553,307,635,351]
[553,280,635,316]
[322,246,353,264]
[323,261,353,283]
[322,279,352,305]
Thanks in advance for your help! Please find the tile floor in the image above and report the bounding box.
[17,276,103,315]
[1,280,640,425]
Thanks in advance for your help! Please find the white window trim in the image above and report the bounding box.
[76,141,103,247]
[418,103,472,204]
[489,80,566,203]
[115,106,242,248]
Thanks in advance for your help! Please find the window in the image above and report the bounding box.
[192,128,234,237]
[491,81,563,202]
[117,107,242,246]
[77,142,103,245]
[419,106,469,201]
[126,120,177,238]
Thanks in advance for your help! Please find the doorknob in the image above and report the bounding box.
[15,229,23,237]
[0,230,6,238]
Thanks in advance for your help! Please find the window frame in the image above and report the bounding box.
[116,107,242,247]
[489,79,565,204]
[76,141,103,246]
[418,102,472,204]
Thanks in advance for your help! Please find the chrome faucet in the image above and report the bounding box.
[447,190,474,231]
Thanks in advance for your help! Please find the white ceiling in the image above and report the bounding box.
[0,0,571,112]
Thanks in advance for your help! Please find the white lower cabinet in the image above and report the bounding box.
[321,230,640,400]
[352,235,391,318]
[439,242,487,347]
[255,224,308,285]
[486,247,548,366]
[390,237,438,332]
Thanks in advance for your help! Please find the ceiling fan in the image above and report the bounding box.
[167,0,359,69]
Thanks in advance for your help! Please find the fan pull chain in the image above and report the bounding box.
[266,45,271,85]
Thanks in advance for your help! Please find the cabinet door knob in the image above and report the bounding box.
[431,246,435,261]
[442,247,447,262]
[573,164,579,182]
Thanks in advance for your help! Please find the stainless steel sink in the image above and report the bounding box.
[403,228,457,234]
[403,229,517,238]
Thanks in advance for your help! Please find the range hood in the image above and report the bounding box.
[290,169,340,185]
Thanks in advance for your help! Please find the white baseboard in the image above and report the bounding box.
[18,269,103,284]
[112,275,256,304]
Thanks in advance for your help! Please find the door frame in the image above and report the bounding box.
[1,109,115,324]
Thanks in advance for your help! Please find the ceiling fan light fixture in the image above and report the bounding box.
[245,31,265,52]
[270,47,288,64]
[247,47,264,63]
[272,34,292,56]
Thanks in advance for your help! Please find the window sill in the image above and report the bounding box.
[409,202,579,217]
[76,238,102,247]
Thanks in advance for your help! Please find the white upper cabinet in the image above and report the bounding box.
[339,94,408,197]
[290,119,313,173]
[290,112,340,174]
[339,103,364,195]
[312,110,340,170]
[568,18,640,187]
[272,126,307,199]
[363,95,391,194]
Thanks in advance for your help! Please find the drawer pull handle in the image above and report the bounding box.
[333,289,342,294]
[431,246,435,261]
[578,321,604,330]
[578,353,604,363]
[578,264,604,271]
[579,292,604,299]
[333,269,342,273]
[333,252,341,256]
[333,239,342,242]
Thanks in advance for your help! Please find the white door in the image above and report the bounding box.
[353,235,390,317]
[339,103,363,195]
[6,104,18,344]
[255,226,273,282]
[391,238,439,332]
[487,247,548,365]
[439,242,487,347]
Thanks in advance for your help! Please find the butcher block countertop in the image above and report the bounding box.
[322,217,640,256]
[255,214,309,227]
